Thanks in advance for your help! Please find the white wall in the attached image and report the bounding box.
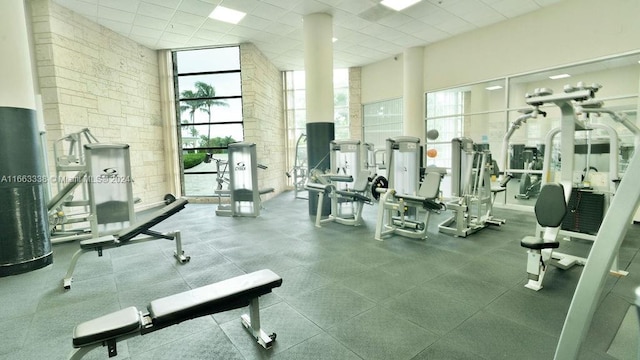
[361,55,403,104]
[361,0,640,102]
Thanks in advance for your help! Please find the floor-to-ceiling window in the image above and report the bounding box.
[283,69,350,185]
[425,52,640,208]
[172,46,243,196]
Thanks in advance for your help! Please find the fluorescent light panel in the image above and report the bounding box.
[549,73,571,80]
[209,5,246,24]
[485,85,503,91]
[380,0,422,11]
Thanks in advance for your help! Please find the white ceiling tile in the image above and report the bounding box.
[130,25,162,38]
[252,2,289,20]
[57,0,98,19]
[98,0,140,13]
[137,2,175,21]
[485,0,540,17]
[290,0,333,15]
[98,5,136,23]
[144,0,181,10]
[377,12,414,27]
[200,18,236,33]
[166,23,198,36]
[177,0,216,16]
[259,0,303,11]
[191,28,226,42]
[53,0,564,69]
[218,0,261,13]
[129,34,159,48]
[160,31,190,44]
[241,14,273,30]
[133,14,169,30]
[334,0,378,15]
[170,11,206,26]
[263,22,296,36]
[99,19,132,35]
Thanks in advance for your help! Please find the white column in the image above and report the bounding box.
[303,13,334,124]
[0,0,36,109]
[303,13,334,216]
[403,46,424,141]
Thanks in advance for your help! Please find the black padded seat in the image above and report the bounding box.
[73,306,140,347]
[149,269,282,329]
[520,235,560,250]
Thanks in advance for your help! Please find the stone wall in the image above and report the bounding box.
[240,43,285,198]
[349,67,362,141]
[30,0,167,205]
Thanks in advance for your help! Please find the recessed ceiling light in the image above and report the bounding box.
[485,85,503,91]
[208,5,246,24]
[549,73,571,80]
[380,0,422,11]
[332,37,338,43]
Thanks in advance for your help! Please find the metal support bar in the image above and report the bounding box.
[554,131,640,359]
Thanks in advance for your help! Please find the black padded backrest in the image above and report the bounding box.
[534,183,567,227]
[148,269,282,330]
[117,198,188,242]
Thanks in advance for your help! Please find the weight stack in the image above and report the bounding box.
[0,107,52,276]
[561,189,605,235]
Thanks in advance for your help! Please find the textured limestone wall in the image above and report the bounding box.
[30,0,167,205]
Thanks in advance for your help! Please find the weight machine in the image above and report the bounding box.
[285,134,308,199]
[49,129,137,243]
[520,84,637,293]
[518,82,640,359]
[215,142,273,217]
[438,138,504,237]
[306,139,373,227]
[374,136,443,241]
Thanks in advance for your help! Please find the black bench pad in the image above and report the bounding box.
[149,269,282,329]
[73,306,140,347]
[521,235,560,250]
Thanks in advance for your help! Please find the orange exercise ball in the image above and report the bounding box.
[427,148,438,158]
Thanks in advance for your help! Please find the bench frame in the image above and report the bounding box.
[63,199,191,289]
[68,270,282,360]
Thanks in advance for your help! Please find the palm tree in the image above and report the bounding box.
[179,89,201,137]
[193,81,229,143]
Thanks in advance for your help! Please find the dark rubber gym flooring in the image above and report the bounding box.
[2,191,639,360]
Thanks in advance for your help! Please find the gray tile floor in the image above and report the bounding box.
[1,191,639,360]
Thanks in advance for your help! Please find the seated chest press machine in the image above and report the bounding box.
[374,136,444,241]
[68,269,282,359]
[306,139,374,227]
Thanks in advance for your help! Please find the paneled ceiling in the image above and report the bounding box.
[51,0,563,70]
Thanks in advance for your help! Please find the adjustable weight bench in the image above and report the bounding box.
[63,198,191,289]
[68,269,283,360]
